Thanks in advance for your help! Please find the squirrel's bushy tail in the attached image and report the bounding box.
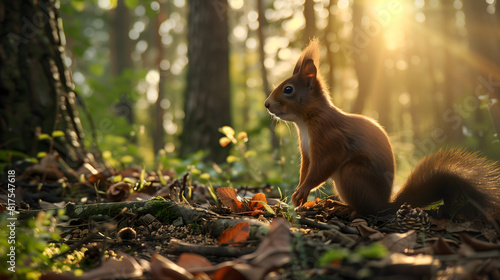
[392,149,500,220]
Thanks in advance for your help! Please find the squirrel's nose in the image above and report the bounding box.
[265,101,270,109]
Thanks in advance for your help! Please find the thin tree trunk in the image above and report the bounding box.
[110,0,135,128]
[180,0,231,163]
[153,6,168,156]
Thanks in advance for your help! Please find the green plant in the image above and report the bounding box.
[0,210,83,279]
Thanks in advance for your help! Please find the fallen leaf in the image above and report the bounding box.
[219,222,250,246]
[213,265,246,280]
[357,224,384,240]
[379,230,417,253]
[150,254,193,280]
[432,237,455,255]
[217,187,245,212]
[178,253,212,278]
[107,182,131,202]
[240,218,291,267]
[214,263,268,280]
[302,200,316,208]
[248,193,267,210]
[81,253,143,280]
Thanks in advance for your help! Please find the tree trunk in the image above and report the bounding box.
[303,0,316,43]
[180,0,231,163]
[0,0,91,169]
[153,6,168,156]
[110,0,135,133]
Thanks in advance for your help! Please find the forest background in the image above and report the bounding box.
[52,0,500,191]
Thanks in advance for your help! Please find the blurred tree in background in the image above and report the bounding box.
[180,0,231,163]
[4,0,499,188]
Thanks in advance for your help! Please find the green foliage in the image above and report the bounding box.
[0,210,83,279]
[318,243,389,269]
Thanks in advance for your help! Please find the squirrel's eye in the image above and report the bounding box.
[283,86,293,94]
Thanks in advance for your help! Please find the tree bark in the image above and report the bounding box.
[0,0,91,169]
[180,0,231,163]
[303,0,317,43]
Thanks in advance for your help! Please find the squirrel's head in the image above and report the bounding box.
[265,38,329,123]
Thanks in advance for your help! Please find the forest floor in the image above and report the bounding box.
[2,154,500,279]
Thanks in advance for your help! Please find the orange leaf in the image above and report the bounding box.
[218,222,250,247]
[249,193,267,210]
[177,253,212,278]
[315,198,321,203]
[177,253,212,269]
[231,199,245,212]
[303,200,316,208]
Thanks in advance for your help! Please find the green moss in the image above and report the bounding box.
[150,201,179,224]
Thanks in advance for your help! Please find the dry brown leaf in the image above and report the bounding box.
[22,153,64,180]
[432,237,455,255]
[107,182,131,202]
[429,217,448,231]
[240,218,291,268]
[214,263,268,280]
[150,254,193,280]
[217,187,245,212]
[379,230,417,253]
[213,265,247,280]
[178,253,212,278]
[357,224,384,240]
[80,253,143,280]
[219,222,250,246]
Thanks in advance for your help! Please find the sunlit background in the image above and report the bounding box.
[60,0,500,187]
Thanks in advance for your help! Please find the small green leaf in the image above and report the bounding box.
[200,173,211,180]
[253,201,276,215]
[121,155,134,164]
[113,174,123,183]
[37,152,47,158]
[38,134,51,141]
[318,248,349,266]
[157,170,167,186]
[52,130,65,138]
[356,243,388,259]
[226,155,239,163]
[244,150,256,158]
[207,182,218,204]
[137,166,146,191]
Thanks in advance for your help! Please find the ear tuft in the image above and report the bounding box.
[293,38,321,75]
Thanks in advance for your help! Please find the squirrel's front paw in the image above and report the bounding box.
[292,187,310,206]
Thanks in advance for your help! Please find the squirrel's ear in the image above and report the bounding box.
[299,59,317,82]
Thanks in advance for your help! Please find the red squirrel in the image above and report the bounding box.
[265,39,500,219]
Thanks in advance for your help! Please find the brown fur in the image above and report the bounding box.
[265,40,500,219]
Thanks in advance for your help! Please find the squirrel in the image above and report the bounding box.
[265,39,500,219]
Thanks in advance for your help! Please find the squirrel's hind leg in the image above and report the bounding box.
[337,162,392,216]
